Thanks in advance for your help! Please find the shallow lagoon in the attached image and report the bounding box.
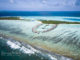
[0,20,80,60]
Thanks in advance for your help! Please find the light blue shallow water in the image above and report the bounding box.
[0,11,80,60]
[0,20,75,60]
[0,36,73,60]
[20,16,80,22]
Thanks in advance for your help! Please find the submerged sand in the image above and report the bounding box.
[0,20,80,60]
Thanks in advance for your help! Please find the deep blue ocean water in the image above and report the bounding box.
[0,11,80,17]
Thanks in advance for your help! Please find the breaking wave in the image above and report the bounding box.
[0,35,72,60]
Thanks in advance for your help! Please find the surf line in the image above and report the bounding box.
[32,23,58,34]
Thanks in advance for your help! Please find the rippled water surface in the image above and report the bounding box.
[0,19,80,60]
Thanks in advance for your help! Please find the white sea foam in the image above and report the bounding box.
[20,46,35,54]
[48,54,73,60]
[48,54,57,60]
[7,40,40,55]
[60,56,73,60]
[6,40,73,60]
[27,45,40,53]
[7,41,20,49]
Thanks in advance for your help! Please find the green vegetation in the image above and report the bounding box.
[0,17,80,24]
[0,17,20,20]
[0,17,32,21]
[41,20,80,24]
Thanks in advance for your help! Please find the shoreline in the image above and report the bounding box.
[0,16,80,24]
[0,31,79,60]
[0,20,80,60]
[0,33,73,60]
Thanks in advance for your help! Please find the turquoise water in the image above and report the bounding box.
[20,16,80,22]
[0,20,75,60]
[0,11,80,22]
[0,11,80,60]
